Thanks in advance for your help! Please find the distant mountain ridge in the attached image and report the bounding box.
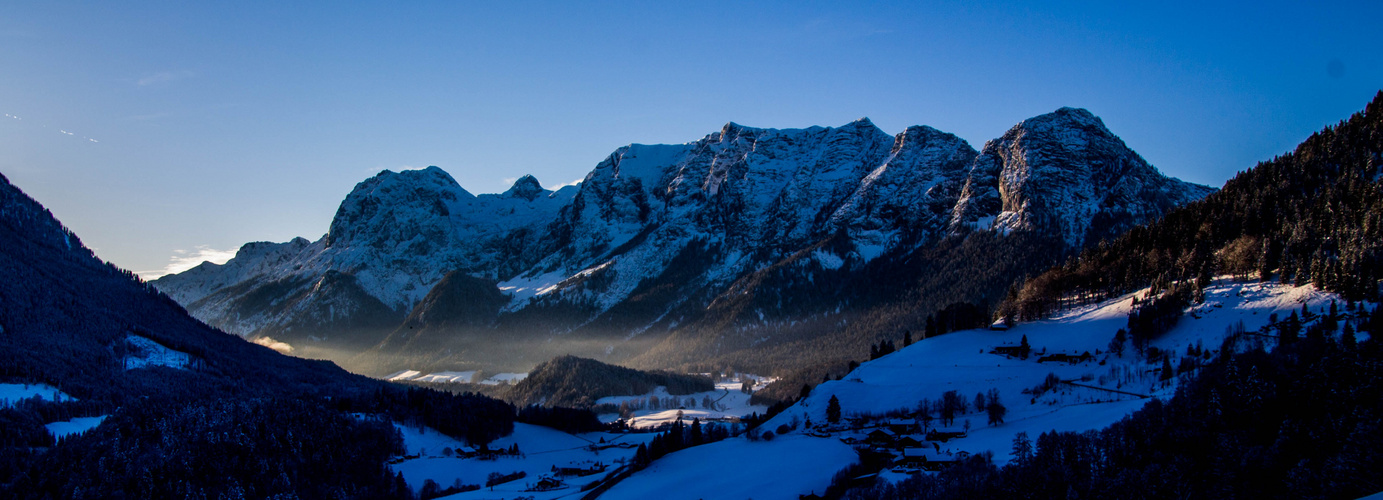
[153,108,1212,372]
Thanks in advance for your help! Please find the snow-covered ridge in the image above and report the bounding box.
[153,170,577,341]
[154,110,1211,349]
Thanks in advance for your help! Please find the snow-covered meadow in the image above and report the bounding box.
[601,278,1354,498]
[391,422,655,499]
[594,378,772,429]
[385,278,1356,499]
[0,383,74,408]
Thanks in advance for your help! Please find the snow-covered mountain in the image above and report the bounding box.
[153,109,1211,362]
[154,167,576,345]
[951,107,1215,246]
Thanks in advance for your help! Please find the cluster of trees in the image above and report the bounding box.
[1003,91,1383,321]
[8,397,412,499]
[632,417,733,469]
[869,339,899,360]
[1125,284,1193,356]
[741,398,796,431]
[842,306,1383,499]
[604,392,724,420]
[517,404,603,433]
[348,386,516,447]
[419,479,480,500]
[914,389,1006,429]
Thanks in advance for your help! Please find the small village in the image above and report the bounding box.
[837,417,971,473]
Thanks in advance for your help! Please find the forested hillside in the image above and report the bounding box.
[0,171,517,498]
[835,91,1383,500]
[1004,91,1383,320]
[507,355,713,408]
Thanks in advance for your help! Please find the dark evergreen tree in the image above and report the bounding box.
[827,395,842,424]
[1109,328,1127,357]
[987,400,1006,426]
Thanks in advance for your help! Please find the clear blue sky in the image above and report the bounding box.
[2,1,1379,278]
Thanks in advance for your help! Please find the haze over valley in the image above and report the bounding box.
[4,3,1382,499]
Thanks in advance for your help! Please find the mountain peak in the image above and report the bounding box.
[720,121,759,138]
[503,175,545,201]
[326,166,473,248]
[1013,107,1109,137]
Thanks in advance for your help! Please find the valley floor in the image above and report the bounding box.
[389,277,1360,499]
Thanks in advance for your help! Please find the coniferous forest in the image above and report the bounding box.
[1004,91,1383,321]
[828,91,1383,500]
[843,306,1383,500]
[0,171,521,498]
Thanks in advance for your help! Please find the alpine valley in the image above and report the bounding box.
[153,107,1213,389]
[4,93,1383,499]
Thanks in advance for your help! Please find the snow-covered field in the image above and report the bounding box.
[124,335,191,370]
[2,384,106,440]
[383,278,1353,499]
[382,370,527,386]
[392,422,655,499]
[603,278,1352,497]
[762,278,1344,451]
[46,416,106,439]
[595,379,771,429]
[0,383,74,408]
[601,434,857,500]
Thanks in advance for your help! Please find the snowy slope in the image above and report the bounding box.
[604,278,1352,498]
[763,278,1343,453]
[594,379,770,429]
[602,434,858,500]
[390,422,655,498]
[0,383,75,408]
[45,416,106,439]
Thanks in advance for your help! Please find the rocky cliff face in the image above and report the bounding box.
[951,108,1216,247]
[153,167,575,345]
[153,108,1213,360]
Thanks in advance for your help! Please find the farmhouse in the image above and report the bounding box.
[895,435,926,450]
[992,345,1026,357]
[884,418,920,434]
[1038,352,1094,364]
[926,428,967,442]
[865,429,898,447]
[528,477,565,492]
[553,462,607,477]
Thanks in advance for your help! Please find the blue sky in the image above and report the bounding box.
[2,1,1379,277]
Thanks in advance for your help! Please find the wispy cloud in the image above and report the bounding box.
[137,70,194,87]
[554,177,584,189]
[138,245,238,280]
[252,336,295,355]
